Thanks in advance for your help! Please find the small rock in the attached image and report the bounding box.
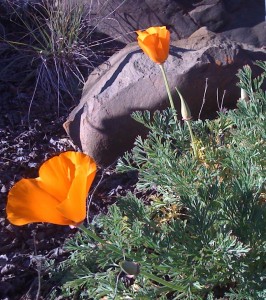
[0,255,8,266]
[0,185,7,193]
[1,264,16,275]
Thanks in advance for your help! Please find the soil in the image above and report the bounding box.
[0,16,135,299]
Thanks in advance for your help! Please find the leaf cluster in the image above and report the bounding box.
[49,62,266,299]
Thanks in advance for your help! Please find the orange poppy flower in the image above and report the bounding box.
[6,151,97,226]
[136,26,170,64]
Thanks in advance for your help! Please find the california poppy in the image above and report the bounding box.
[136,26,170,64]
[6,151,97,226]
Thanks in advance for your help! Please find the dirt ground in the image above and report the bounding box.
[0,28,138,299]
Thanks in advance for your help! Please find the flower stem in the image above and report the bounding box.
[78,224,182,292]
[159,63,178,124]
[186,120,198,159]
[140,269,184,291]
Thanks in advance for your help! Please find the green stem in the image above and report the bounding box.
[186,120,198,159]
[78,224,182,292]
[159,63,178,125]
[79,224,118,254]
[140,269,184,291]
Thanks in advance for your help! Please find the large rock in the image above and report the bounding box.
[188,0,228,32]
[88,0,265,47]
[64,29,266,166]
[220,22,266,48]
[1,1,264,47]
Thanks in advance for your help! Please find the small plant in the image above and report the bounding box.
[47,66,265,298]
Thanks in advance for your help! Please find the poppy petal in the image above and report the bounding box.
[38,154,75,201]
[146,26,160,35]
[63,151,87,165]
[138,34,160,63]
[57,157,97,223]
[7,178,72,225]
[136,30,148,41]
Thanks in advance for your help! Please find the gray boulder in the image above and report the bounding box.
[64,29,266,166]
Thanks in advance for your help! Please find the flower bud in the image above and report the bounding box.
[136,26,170,64]
[120,260,140,276]
[175,88,192,120]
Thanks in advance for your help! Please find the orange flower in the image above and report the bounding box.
[136,26,170,64]
[6,151,97,226]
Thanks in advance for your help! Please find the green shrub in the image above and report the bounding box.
[48,62,266,299]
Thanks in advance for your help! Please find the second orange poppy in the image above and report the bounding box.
[136,26,170,64]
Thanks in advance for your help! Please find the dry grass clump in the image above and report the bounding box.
[0,0,122,119]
